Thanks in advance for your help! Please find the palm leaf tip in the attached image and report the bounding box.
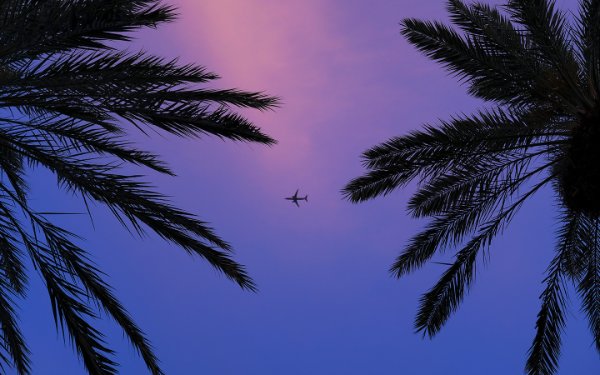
[237,273,258,293]
[341,177,367,203]
[200,247,257,292]
[226,264,257,292]
[342,170,405,203]
[235,91,280,111]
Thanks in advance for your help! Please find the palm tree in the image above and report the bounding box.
[343,0,599,374]
[0,0,277,374]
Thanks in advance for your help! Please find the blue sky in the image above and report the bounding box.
[14,0,600,374]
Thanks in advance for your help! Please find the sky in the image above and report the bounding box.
[14,0,600,374]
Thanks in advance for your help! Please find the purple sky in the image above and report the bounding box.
[16,1,600,374]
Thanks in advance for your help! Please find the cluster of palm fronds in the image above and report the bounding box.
[344,0,599,374]
[0,1,277,374]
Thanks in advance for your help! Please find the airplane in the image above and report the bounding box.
[285,189,308,207]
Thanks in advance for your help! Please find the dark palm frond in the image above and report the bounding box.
[447,0,521,45]
[0,116,174,175]
[0,0,175,60]
[525,217,571,375]
[343,108,566,203]
[0,189,118,375]
[407,149,552,217]
[35,219,163,375]
[365,109,564,173]
[577,0,600,94]
[505,0,587,107]
[111,106,275,144]
[0,192,28,293]
[414,235,480,338]
[555,209,593,280]
[0,181,163,374]
[0,198,30,374]
[0,134,28,203]
[33,251,118,375]
[414,173,554,336]
[17,50,219,86]
[0,0,277,373]
[400,18,532,107]
[445,0,556,104]
[0,236,27,296]
[0,225,27,297]
[400,15,578,109]
[525,259,567,375]
[3,51,278,144]
[0,132,255,289]
[0,277,30,374]
[575,218,600,351]
[505,0,570,56]
[391,158,557,278]
[345,1,600,373]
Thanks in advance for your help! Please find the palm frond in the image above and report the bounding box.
[0,115,174,175]
[525,235,569,375]
[392,159,556,278]
[445,0,561,104]
[506,0,586,106]
[0,187,116,374]
[33,251,118,375]
[400,18,531,106]
[0,138,256,289]
[2,50,278,144]
[577,0,600,93]
[0,221,27,296]
[0,0,175,61]
[575,218,600,352]
[505,0,571,59]
[414,173,554,336]
[0,180,164,374]
[0,277,30,374]
[0,200,30,375]
[35,219,164,375]
[407,150,552,217]
[343,108,566,203]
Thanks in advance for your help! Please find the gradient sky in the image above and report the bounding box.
[14,0,600,374]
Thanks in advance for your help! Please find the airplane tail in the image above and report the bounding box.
[305,195,308,201]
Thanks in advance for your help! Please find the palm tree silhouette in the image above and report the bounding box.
[0,1,277,374]
[344,1,599,374]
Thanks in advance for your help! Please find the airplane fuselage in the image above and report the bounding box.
[285,196,307,202]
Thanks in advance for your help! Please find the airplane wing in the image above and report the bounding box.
[294,200,300,207]
[293,189,299,199]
